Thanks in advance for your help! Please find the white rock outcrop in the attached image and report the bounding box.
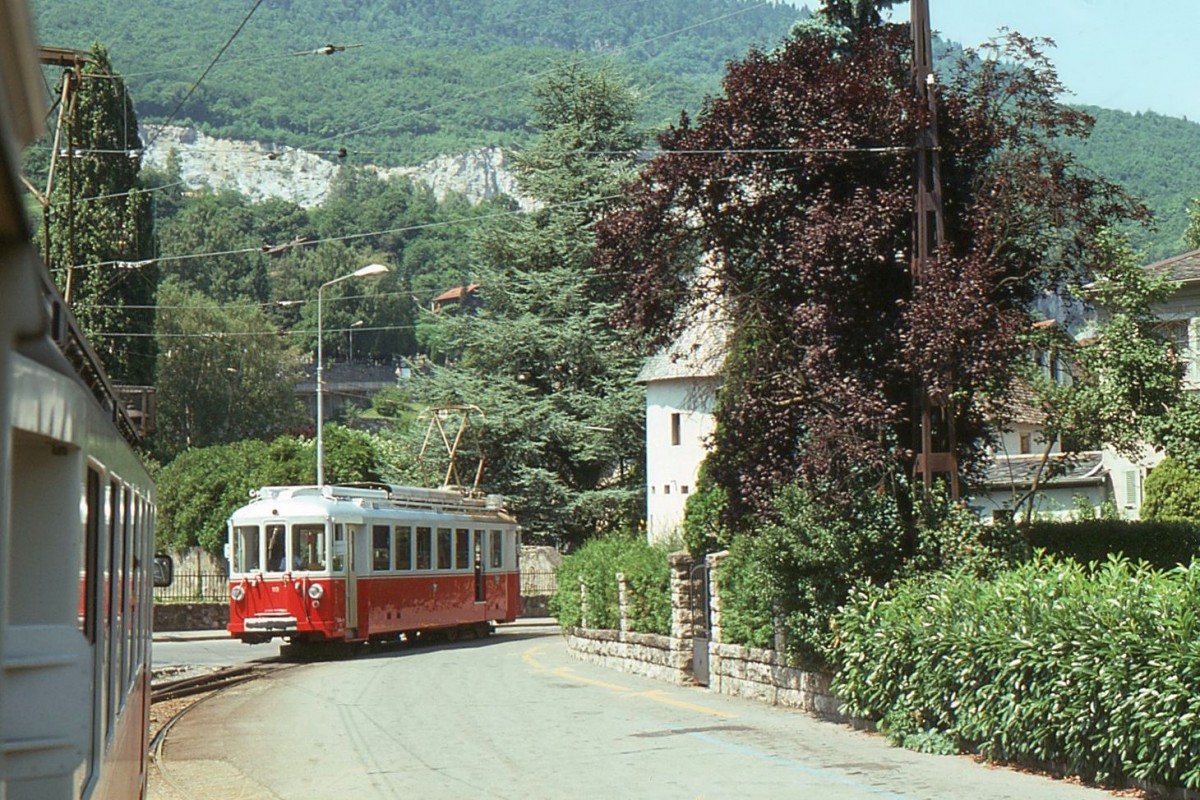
[140,125,533,210]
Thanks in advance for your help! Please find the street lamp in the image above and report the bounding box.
[349,319,364,363]
[317,263,388,486]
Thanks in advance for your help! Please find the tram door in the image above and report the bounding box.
[473,531,486,604]
[345,524,360,637]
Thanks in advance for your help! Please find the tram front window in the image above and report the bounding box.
[291,524,327,571]
[266,524,286,571]
[233,526,261,573]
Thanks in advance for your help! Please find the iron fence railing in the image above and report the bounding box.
[154,571,228,603]
[153,569,559,603]
[520,569,557,597]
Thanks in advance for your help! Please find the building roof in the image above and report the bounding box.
[636,316,728,383]
[978,451,1106,489]
[1144,248,1200,284]
[432,283,481,304]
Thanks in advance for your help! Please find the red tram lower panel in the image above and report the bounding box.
[228,572,520,643]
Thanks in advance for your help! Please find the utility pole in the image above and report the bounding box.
[32,47,89,300]
[910,0,960,499]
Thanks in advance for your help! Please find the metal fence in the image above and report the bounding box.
[153,570,558,603]
[520,569,557,597]
[154,571,228,604]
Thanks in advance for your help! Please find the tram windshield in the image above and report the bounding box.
[291,524,327,571]
[233,526,260,573]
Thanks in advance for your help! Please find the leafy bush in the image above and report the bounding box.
[739,484,906,668]
[1027,519,1200,570]
[715,483,1017,659]
[1142,456,1200,521]
[832,555,1200,789]
[681,482,730,557]
[713,535,775,649]
[549,534,671,635]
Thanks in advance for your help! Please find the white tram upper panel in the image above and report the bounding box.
[230,484,517,526]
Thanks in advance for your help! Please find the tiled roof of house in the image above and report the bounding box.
[636,316,728,383]
[1004,379,1044,426]
[978,451,1106,489]
[432,283,481,303]
[1144,248,1200,283]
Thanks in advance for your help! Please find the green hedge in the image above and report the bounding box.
[832,555,1200,788]
[1028,520,1200,570]
[548,535,671,635]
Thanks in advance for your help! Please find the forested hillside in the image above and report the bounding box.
[1064,107,1200,261]
[29,1,1200,256]
[30,0,805,162]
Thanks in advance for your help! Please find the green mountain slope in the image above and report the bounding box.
[1065,106,1200,262]
[30,0,805,162]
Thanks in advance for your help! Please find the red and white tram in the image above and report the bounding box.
[227,484,521,646]
[1,3,163,796]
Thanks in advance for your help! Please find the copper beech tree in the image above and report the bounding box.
[593,22,1146,525]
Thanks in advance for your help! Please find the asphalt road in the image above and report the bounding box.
[152,625,1124,800]
[153,634,280,672]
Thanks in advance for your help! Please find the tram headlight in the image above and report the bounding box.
[308,583,324,600]
[230,584,246,602]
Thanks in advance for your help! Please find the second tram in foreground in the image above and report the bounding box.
[226,484,521,646]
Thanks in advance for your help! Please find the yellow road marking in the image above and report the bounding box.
[521,644,734,719]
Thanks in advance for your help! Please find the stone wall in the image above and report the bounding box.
[154,602,228,632]
[565,627,690,685]
[562,549,866,726]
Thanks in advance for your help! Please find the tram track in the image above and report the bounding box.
[149,659,293,799]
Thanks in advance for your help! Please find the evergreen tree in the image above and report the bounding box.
[44,44,157,385]
[397,61,647,547]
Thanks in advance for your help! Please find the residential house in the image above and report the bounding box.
[636,318,726,545]
[431,283,481,314]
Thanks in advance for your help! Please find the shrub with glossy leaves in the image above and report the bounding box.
[832,555,1200,789]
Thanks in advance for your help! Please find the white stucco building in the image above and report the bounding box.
[636,319,726,545]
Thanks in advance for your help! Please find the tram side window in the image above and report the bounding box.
[490,529,503,569]
[234,526,261,573]
[332,524,345,572]
[436,528,452,570]
[455,528,470,570]
[266,524,286,571]
[81,468,101,641]
[292,524,327,571]
[416,526,432,570]
[395,526,413,571]
[372,525,391,571]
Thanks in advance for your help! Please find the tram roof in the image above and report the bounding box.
[230,484,517,525]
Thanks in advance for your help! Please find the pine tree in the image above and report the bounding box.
[399,61,647,547]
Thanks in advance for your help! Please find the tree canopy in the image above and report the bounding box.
[392,62,648,547]
[595,24,1145,527]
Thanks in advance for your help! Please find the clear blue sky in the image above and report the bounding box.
[868,1,1200,122]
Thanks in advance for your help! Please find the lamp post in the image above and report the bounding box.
[317,263,388,486]
[349,319,364,363]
